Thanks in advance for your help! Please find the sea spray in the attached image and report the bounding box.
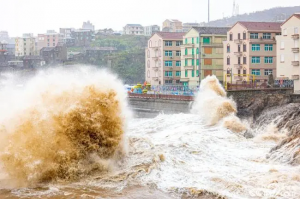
[192,75,246,132]
[0,67,131,186]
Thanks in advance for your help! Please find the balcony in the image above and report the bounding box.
[234,39,242,44]
[292,47,299,53]
[234,52,242,56]
[234,64,243,69]
[249,38,276,44]
[201,43,223,47]
[292,61,299,66]
[292,75,299,80]
[183,54,195,59]
[292,34,299,40]
[182,43,195,48]
[152,77,159,81]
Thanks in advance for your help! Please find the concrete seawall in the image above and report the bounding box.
[128,88,295,118]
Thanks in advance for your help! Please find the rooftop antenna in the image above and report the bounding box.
[208,0,210,23]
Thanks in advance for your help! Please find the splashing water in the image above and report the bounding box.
[0,67,130,186]
[0,72,299,199]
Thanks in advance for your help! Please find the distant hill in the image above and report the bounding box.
[205,6,300,27]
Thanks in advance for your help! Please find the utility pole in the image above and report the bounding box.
[208,0,210,23]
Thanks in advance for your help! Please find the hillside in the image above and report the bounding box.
[206,6,300,27]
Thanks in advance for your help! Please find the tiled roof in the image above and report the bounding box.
[192,27,229,35]
[156,32,185,40]
[238,22,281,31]
[281,13,300,27]
[295,14,300,19]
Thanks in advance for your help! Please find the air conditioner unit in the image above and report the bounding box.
[170,57,173,59]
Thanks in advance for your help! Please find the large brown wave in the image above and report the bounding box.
[0,68,129,186]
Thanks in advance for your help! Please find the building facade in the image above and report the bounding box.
[182,23,204,32]
[15,33,36,57]
[223,22,281,84]
[276,14,300,93]
[180,27,229,86]
[123,24,144,35]
[144,25,160,36]
[60,28,75,46]
[145,32,185,86]
[71,29,94,47]
[40,43,67,65]
[82,21,95,31]
[37,30,63,53]
[162,19,183,32]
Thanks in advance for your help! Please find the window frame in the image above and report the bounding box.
[251,56,261,64]
[263,33,271,39]
[251,69,261,76]
[264,69,273,76]
[251,44,260,51]
[250,33,258,39]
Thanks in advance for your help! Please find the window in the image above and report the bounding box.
[252,69,261,76]
[176,51,181,56]
[147,60,150,68]
[149,41,152,47]
[165,51,173,57]
[243,32,246,40]
[264,69,273,76]
[176,80,180,84]
[197,59,199,66]
[251,57,260,64]
[185,48,188,55]
[203,37,210,44]
[243,68,247,75]
[165,61,173,67]
[192,38,194,44]
[295,27,299,34]
[281,41,285,49]
[176,41,182,46]
[192,70,195,77]
[264,57,273,64]
[147,70,150,78]
[164,71,173,77]
[185,59,188,66]
[250,33,258,39]
[192,59,195,66]
[185,38,188,44]
[227,45,230,53]
[176,61,181,67]
[251,44,260,51]
[243,44,246,52]
[238,33,241,40]
[265,44,273,51]
[197,37,199,44]
[176,71,181,76]
[165,80,173,84]
[147,50,150,58]
[280,55,285,62]
[243,56,247,64]
[196,70,199,77]
[165,41,172,46]
[263,33,271,39]
[192,48,194,55]
[196,48,199,54]
[283,29,287,36]
[185,70,188,77]
[227,57,230,65]
[229,33,233,41]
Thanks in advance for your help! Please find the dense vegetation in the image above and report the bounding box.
[206,6,300,27]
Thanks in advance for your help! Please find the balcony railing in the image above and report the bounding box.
[292,34,299,40]
[292,47,299,53]
[201,43,223,47]
[184,65,194,70]
[292,75,300,80]
[234,64,243,69]
[183,54,195,59]
[292,61,299,66]
[182,43,195,48]
[234,39,242,44]
[234,52,242,56]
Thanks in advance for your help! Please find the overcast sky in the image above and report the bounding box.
[1,0,299,37]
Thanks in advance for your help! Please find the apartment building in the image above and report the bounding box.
[182,23,204,32]
[123,24,144,35]
[162,19,183,32]
[15,33,36,57]
[82,21,95,31]
[276,14,300,93]
[71,29,94,47]
[37,30,63,53]
[60,28,75,46]
[144,25,160,36]
[145,32,185,85]
[223,22,281,83]
[180,27,229,86]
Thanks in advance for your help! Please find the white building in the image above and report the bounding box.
[123,24,144,35]
[144,25,160,36]
[15,33,36,57]
[82,21,95,31]
[276,13,300,93]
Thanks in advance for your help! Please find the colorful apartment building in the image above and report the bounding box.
[15,33,36,57]
[162,19,183,32]
[180,27,229,86]
[145,32,185,85]
[223,22,281,83]
[37,30,63,53]
[276,14,300,93]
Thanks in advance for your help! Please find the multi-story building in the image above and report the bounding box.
[144,25,160,36]
[71,29,94,47]
[15,33,36,57]
[162,19,183,32]
[60,28,75,46]
[180,27,229,86]
[123,24,144,35]
[145,32,185,85]
[40,43,67,65]
[182,23,204,32]
[37,30,63,53]
[223,22,281,84]
[276,14,300,93]
[82,21,95,31]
